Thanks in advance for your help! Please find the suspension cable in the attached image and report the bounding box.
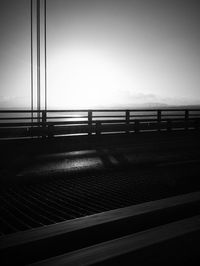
[44,0,47,111]
[36,0,40,122]
[31,0,33,123]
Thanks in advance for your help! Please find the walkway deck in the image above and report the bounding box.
[0,130,200,264]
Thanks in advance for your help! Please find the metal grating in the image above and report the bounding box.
[1,167,200,236]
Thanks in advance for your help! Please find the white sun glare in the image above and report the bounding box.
[48,47,133,109]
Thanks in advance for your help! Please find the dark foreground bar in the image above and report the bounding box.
[1,191,200,265]
[31,215,200,266]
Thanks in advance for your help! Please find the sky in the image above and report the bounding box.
[0,0,200,109]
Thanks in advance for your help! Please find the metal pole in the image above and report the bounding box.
[36,0,41,122]
[126,110,130,134]
[44,0,47,111]
[31,0,33,124]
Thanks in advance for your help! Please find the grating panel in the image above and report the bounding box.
[1,165,200,236]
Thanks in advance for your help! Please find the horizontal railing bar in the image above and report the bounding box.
[161,114,186,117]
[1,108,200,114]
[92,120,127,123]
[189,110,200,115]
[0,117,80,120]
[130,115,157,117]
[0,117,34,120]
[0,110,42,113]
[46,110,91,112]
[1,116,198,121]
[47,116,88,119]
[0,123,41,127]
[130,119,182,122]
[93,109,200,112]
[132,109,198,111]
[92,115,125,118]
[50,120,124,125]
[47,121,90,125]
[0,118,199,127]
[47,109,200,112]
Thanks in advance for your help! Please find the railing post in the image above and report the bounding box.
[185,110,189,130]
[135,120,140,133]
[157,110,161,132]
[48,125,54,138]
[167,119,171,131]
[42,110,47,138]
[96,121,101,135]
[195,118,199,131]
[42,110,46,125]
[88,110,92,136]
[126,110,130,134]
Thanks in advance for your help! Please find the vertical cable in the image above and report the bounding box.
[31,0,33,124]
[37,0,40,122]
[44,0,47,111]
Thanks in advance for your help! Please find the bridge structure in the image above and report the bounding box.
[30,0,47,117]
[0,108,199,140]
[1,1,200,265]
[0,1,198,141]
[1,108,200,265]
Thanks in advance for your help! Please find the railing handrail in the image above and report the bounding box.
[0,108,199,139]
[1,108,200,113]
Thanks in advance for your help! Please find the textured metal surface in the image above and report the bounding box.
[1,162,200,236]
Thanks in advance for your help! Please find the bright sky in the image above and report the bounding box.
[0,0,200,109]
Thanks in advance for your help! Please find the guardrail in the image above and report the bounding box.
[0,109,200,139]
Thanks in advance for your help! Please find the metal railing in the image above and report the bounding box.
[0,109,200,139]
